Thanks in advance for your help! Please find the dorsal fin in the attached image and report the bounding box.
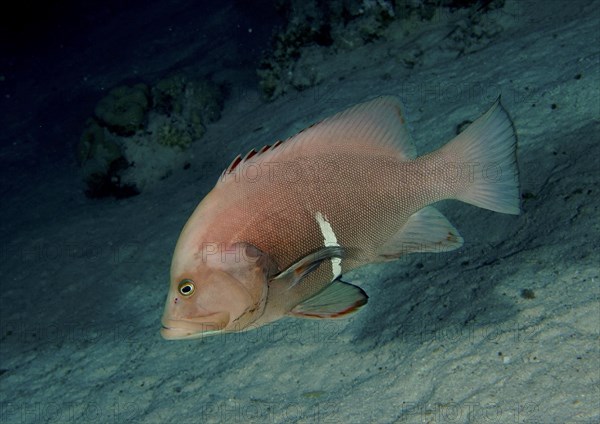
[224,154,242,174]
[220,96,415,178]
[243,148,257,161]
[276,95,417,160]
[221,140,285,177]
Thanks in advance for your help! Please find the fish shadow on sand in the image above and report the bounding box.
[351,209,524,349]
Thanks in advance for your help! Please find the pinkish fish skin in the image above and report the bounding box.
[161,96,520,340]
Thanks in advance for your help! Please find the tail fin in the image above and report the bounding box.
[443,98,520,215]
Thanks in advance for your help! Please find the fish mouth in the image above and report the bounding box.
[160,313,229,340]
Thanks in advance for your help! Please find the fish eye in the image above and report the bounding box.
[178,279,195,297]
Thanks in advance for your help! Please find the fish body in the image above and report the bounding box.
[161,96,520,340]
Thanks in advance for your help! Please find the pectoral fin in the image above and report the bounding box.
[288,279,368,319]
[271,246,345,290]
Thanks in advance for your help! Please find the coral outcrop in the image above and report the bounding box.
[78,75,223,198]
[258,0,508,100]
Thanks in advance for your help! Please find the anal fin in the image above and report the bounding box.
[288,279,368,319]
[377,206,463,260]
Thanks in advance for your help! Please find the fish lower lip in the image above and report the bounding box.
[160,325,190,340]
[160,326,220,340]
[160,316,228,340]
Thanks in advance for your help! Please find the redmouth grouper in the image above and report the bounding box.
[161,96,519,340]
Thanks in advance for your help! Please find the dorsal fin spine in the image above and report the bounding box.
[224,139,288,176]
[226,154,242,174]
[243,149,257,161]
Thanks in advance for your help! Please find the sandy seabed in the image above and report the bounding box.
[0,1,598,423]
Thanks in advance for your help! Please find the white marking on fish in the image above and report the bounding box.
[315,211,342,280]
